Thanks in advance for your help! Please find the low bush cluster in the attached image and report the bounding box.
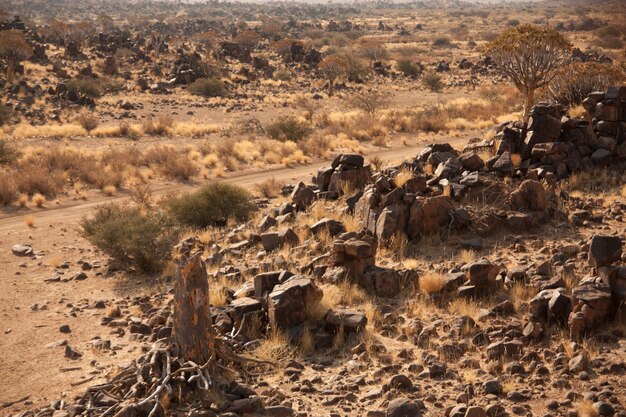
[81,183,256,273]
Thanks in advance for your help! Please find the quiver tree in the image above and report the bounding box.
[548,62,624,108]
[0,30,32,83]
[486,24,572,123]
[319,55,348,96]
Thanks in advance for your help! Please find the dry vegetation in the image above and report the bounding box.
[1,1,626,416]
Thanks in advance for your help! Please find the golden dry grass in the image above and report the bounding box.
[24,214,35,227]
[31,193,45,207]
[299,327,315,354]
[575,400,599,417]
[103,185,116,196]
[508,281,538,312]
[12,123,87,139]
[394,167,414,187]
[419,271,445,296]
[456,249,476,264]
[254,329,294,362]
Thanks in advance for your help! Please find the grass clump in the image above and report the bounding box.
[187,78,227,98]
[81,204,180,273]
[166,183,256,228]
[265,116,312,142]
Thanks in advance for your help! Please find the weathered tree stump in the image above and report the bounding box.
[173,255,214,366]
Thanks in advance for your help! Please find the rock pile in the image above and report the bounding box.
[528,234,625,340]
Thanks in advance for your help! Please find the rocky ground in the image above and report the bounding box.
[3,92,626,417]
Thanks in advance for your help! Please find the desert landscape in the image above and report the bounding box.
[0,0,625,416]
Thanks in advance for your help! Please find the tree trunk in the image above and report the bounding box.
[173,255,215,366]
[328,78,335,96]
[523,88,535,125]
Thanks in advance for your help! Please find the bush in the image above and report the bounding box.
[273,70,292,81]
[166,183,256,229]
[422,71,443,92]
[432,37,454,48]
[396,60,422,78]
[548,62,624,107]
[187,78,227,98]
[265,116,312,142]
[76,113,99,132]
[0,104,13,126]
[143,115,174,136]
[66,77,102,99]
[143,145,198,180]
[0,173,17,205]
[16,166,65,196]
[81,204,179,273]
[0,140,20,165]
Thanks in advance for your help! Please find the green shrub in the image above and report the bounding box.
[67,77,103,99]
[396,60,422,78]
[81,204,179,273]
[422,71,443,92]
[166,183,256,229]
[187,78,227,98]
[265,116,312,142]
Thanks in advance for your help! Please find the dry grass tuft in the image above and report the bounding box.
[254,329,294,363]
[24,214,35,227]
[508,281,538,312]
[48,256,62,268]
[419,271,445,296]
[456,249,476,264]
[32,193,46,207]
[143,115,174,136]
[299,327,315,354]
[394,168,414,187]
[103,185,117,196]
[575,400,599,417]
[255,177,285,198]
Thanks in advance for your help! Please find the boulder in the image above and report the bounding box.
[407,196,455,238]
[568,279,613,339]
[11,244,33,256]
[364,266,400,297]
[459,152,484,171]
[509,180,547,211]
[464,260,499,288]
[325,308,368,332]
[387,398,422,417]
[310,218,346,237]
[290,182,315,210]
[268,276,323,329]
[588,235,622,267]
